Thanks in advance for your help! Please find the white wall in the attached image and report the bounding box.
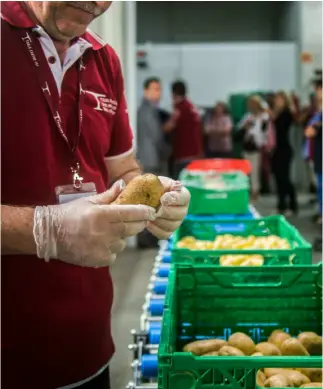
[90,2,125,65]
[137,43,297,110]
[137,1,285,43]
[299,1,322,102]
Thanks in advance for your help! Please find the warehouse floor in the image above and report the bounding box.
[109,194,322,389]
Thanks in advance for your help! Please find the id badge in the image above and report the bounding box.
[55,182,97,204]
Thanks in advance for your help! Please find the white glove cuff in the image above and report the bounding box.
[33,206,58,262]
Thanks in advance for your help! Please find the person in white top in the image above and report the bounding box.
[237,95,270,201]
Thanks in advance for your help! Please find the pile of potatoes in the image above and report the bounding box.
[177,235,291,251]
[183,330,322,388]
[177,235,291,266]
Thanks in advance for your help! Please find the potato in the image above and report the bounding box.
[268,329,291,350]
[112,174,164,209]
[298,332,322,356]
[183,339,227,356]
[252,352,264,356]
[297,369,323,383]
[255,342,281,356]
[300,384,323,388]
[264,374,293,387]
[281,338,310,356]
[257,370,267,387]
[228,332,256,355]
[264,368,293,378]
[284,370,311,387]
[218,345,245,356]
[203,351,219,356]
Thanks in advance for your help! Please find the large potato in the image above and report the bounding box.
[283,370,311,387]
[264,368,294,378]
[183,339,227,356]
[257,370,267,387]
[281,338,310,356]
[252,352,264,356]
[264,374,293,388]
[203,351,219,356]
[112,174,164,209]
[228,332,256,355]
[297,369,323,383]
[268,329,291,350]
[218,345,244,356]
[298,332,322,356]
[300,384,323,388]
[255,342,281,356]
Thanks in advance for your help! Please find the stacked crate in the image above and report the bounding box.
[126,159,322,389]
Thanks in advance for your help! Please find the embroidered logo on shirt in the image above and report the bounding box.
[80,85,118,115]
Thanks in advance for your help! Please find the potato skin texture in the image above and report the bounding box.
[264,368,293,378]
[264,374,293,388]
[183,339,227,356]
[218,345,245,356]
[255,342,281,356]
[257,370,266,387]
[202,351,219,356]
[281,338,310,356]
[252,352,264,356]
[112,174,164,209]
[228,332,256,355]
[268,329,291,350]
[284,370,311,387]
[298,332,322,356]
[300,383,323,388]
[297,369,323,383]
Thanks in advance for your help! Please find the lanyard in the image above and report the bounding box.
[18,29,85,188]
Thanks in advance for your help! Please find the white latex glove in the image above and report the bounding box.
[147,176,190,240]
[33,180,156,267]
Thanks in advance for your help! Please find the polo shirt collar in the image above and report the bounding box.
[1,1,106,51]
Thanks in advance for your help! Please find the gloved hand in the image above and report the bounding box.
[147,176,190,240]
[33,180,156,267]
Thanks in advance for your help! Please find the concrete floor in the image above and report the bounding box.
[109,194,322,389]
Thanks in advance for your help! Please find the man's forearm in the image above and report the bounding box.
[1,205,37,255]
[106,153,142,186]
[121,168,142,184]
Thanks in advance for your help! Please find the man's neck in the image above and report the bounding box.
[53,41,71,64]
[23,2,71,64]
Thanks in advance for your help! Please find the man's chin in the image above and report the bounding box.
[55,22,88,41]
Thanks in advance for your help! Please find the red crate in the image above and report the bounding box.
[186,159,251,175]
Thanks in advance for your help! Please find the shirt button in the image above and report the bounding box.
[48,56,56,64]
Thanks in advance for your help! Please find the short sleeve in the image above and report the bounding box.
[105,57,134,159]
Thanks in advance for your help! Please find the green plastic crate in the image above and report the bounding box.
[172,216,312,265]
[179,171,249,215]
[158,264,322,389]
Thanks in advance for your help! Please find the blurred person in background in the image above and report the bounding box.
[305,79,322,226]
[237,95,270,202]
[164,80,203,179]
[204,102,233,158]
[265,92,275,111]
[137,77,170,176]
[137,77,171,248]
[270,91,298,216]
[157,108,173,177]
[300,93,318,195]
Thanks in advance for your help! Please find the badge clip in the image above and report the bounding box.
[71,163,83,190]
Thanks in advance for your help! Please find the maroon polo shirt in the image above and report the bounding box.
[172,98,203,161]
[1,2,133,388]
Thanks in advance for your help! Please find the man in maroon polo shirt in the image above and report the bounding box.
[164,80,204,179]
[1,2,190,388]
